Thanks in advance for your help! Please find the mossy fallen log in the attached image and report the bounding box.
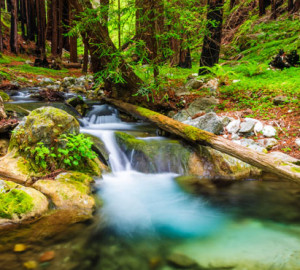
[103,98,300,182]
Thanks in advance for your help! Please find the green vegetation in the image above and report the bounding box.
[0,91,9,101]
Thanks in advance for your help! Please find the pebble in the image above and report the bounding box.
[39,251,55,262]
[226,119,240,134]
[14,244,27,252]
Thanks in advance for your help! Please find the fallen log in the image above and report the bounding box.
[103,98,300,182]
[62,62,82,69]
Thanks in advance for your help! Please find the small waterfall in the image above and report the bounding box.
[81,104,132,172]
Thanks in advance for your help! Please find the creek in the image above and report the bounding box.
[0,91,300,270]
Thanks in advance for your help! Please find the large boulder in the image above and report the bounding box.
[184,112,224,135]
[0,107,101,183]
[186,96,219,116]
[33,172,95,215]
[0,180,48,225]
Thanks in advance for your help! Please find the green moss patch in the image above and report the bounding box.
[0,182,34,219]
[55,172,94,185]
[0,91,9,101]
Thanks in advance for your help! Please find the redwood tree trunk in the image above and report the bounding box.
[0,0,3,52]
[51,0,58,56]
[271,0,277,19]
[10,0,18,54]
[36,0,46,57]
[69,1,78,63]
[199,0,224,74]
[288,0,294,11]
[291,0,300,13]
[70,0,143,99]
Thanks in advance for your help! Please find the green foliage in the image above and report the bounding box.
[17,133,97,173]
[11,64,69,76]
[199,64,236,85]
[0,91,10,101]
[0,188,34,219]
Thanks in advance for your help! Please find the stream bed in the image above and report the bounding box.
[0,92,300,270]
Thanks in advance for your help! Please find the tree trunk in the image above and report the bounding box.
[230,0,236,9]
[291,0,300,13]
[271,0,277,19]
[10,0,18,54]
[69,1,78,63]
[36,0,46,57]
[51,0,58,56]
[100,0,109,35]
[199,0,224,74]
[288,0,294,11]
[82,38,88,73]
[70,0,143,100]
[104,98,300,182]
[259,0,266,16]
[0,0,3,52]
[57,0,63,56]
[26,0,36,41]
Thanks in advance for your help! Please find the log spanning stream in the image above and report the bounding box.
[1,92,300,270]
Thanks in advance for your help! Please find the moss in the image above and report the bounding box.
[56,172,94,185]
[136,107,161,118]
[58,180,90,195]
[291,167,300,173]
[0,91,9,101]
[0,182,34,219]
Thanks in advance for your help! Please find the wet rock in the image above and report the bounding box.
[33,178,95,214]
[39,251,55,262]
[262,125,276,137]
[257,138,278,150]
[226,119,240,134]
[69,85,86,94]
[184,112,224,135]
[187,96,219,116]
[66,95,89,116]
[239,119,257,133]
[62,77,76,88]
[174,87,191,97]
[273,96,289,105]
[175,175,216,195]
[220,116,233,126]
[167,253,197,268]
[185,78,203,90]
[0,180,48,225]
[231,133,240,140]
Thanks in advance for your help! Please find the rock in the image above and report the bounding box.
[62,77,76,88]
[14,244,27,252]
[184,112,224,135]
[0,180,49,224]
[295,138,300,147]
[174,87,191,97]
[173,110,190,122]
[226,119,240,134]
[231,133,240,140]
[39,78,55,86]
[185,78,203,90]
[39,251,55,262]
[233,138,266,153]
[254,121,264,133]
[66,95,89,116]
[186,96,219,116]
[203,78,219,91]
[267,151,299,164]
[25,60,33,65]
[220,116,233,126]
[0,138,9,156]
[10,106,79,147]
[273,96,289,105]
[257,138,278,150]
[167,253,197,268]
[69,85,86,94]
[33,177,95,213]
[262,125,276,137]
[175,175,216,195]
[239,119,257,133]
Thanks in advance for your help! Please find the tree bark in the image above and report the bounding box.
[36,0,46,57]
[104,98,300,183]
[10,0,18,54]
[259,0,266,16]
[82,38,88,73]
[51,0,58,56]
[271,0,277,19]
[69,2,78,63]
[100,0,109,35]
[70,0,143,99]
[0,0,3,52]
[288,0,294,11]
[199,0,224,74]
[291,0,300,13]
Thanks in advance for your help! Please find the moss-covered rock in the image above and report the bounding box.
[33,172,95,214]
[0,91,9,102]
[115,131,199,174]
[0,138,9,157]
[10,106,79,149]
[0,180,48,224]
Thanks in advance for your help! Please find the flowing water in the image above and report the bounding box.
[1,94,300,270]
